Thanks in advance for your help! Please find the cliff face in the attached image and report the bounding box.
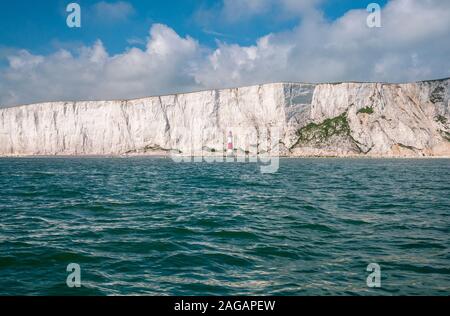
[0,79,449,157]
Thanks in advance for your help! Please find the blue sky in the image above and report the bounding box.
[0,0,387,54]
[0,0,449,107]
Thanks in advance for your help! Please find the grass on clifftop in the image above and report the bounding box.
[293,112,351,147]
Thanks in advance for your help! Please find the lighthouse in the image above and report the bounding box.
[227,131,234,156]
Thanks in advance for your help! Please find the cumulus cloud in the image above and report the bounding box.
[1,0,450,107]
[195,0,450,86]
[0,24,202,106]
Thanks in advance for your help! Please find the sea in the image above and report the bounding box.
[0,157,449,295]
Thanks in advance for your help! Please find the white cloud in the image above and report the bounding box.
[220,0,272,22]
[92,1,135,22]
[1,0,450,107]
[126,37,146,46]
[195,0,450,86]
[0,24,202,106]
[224,0,322,20]
[196,0,323,25]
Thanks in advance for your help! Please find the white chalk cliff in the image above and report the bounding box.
[0,79,449,157]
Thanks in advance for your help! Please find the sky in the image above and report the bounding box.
[0,0,449,107]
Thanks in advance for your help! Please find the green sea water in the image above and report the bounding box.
[0,158,449,295]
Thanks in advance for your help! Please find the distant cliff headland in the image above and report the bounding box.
[1,79,449,157]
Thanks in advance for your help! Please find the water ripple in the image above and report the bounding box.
[0,157,449,295]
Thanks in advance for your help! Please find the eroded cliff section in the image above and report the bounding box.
[0,79,449,157]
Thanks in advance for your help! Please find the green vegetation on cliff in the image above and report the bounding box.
[435,115,448,124]
[292,112,351,147]
[357,106,374,115]
[441,131,450,142]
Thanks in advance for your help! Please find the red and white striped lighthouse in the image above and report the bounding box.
[227,131,234,155]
